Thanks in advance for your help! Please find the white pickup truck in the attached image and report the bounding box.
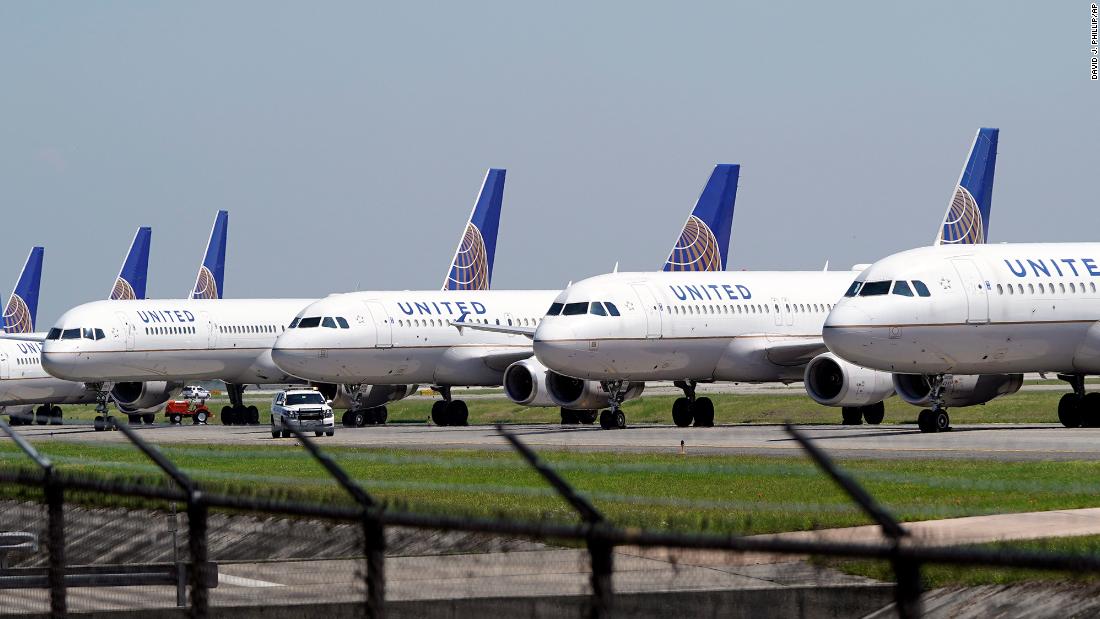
[270,389,335,438]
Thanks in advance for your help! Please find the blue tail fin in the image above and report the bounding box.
[663,164,739,271]
[191,210,228,299]
[110,227,151,300]
[935,127,999,245]
[3,247,44,333]
[443,169,505,290]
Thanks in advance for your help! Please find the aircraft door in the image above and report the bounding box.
[201,312,217,349]
[771,297,782,326]
[951,259,990,324]
[0,351,8,380]
[630,283,663,339]
[364,301,393,348]
[115,312,136,350]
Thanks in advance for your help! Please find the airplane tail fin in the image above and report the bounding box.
[663,164,739,271]
[443,169,506,290]
[191,210,228,299]
[935,128,998,245]
[110,227,151,300]
[3,247,44,333]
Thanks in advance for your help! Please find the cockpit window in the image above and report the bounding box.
[46,328,61,340]
[590,302,607,316]
[858,281,891,296]
[605,302,620,316]
[322,317,337,328]
[61,328,81,340]
[562,302,588,316]
[94,329,106,340]
[912,280,931,297]
[844,281,863,297]
[546,302,564,316]
[83,328,95,340]
[892,281,914,297]
[335,317,350,329]
[289,317,300,329]
[297,317,322,328]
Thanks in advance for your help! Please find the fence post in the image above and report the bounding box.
[285,425,385,618]
[784,424,921,618]
[496,426,612,618]
[0,417,66,618]
[113,421,209,619]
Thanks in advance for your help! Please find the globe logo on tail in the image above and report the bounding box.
[192,266,219,300]
[938,186,985,245]
[446,223,489,291]
[110,277,137,301]
[2,295,33,334]
[666,215,723,272]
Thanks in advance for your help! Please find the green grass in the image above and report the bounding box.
[818,536,1100,588]
[46,389,1070,426]
[3,442,1099,537]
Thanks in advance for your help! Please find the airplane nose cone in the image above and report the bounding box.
[533,321,584,372]
[271,332,322,377]
[41,347,81,381]
[822,305,875,364]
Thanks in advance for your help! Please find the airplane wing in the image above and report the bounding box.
[479,349,535,372]
[447,319,535,338]
[0,331,48,343]
[763,337,829,366]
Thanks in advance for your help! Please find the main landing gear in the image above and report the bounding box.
[915,375,951,433]
[560,408,598,425]
[430,387,469,427]
[1056,374,1100,428]
[840,402,885,425]
[7,406,62,426]
[670,380,714,428]
[126,413,157,425]
[220,383,259,426]
[596,380,628,430]
[90,385,119,432]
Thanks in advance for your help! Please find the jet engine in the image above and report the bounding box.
[503,358,558,407]
[803,353,895,407]
[545,372,644,410]
[893,373,1023,408]
[111,381,181,414]
[313,383,417,410]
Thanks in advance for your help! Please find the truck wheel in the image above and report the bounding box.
[271,427,280,439]
[281,429,291,438]
[326,429,334,437]
[169,413,183,425]
[314,431,323,437]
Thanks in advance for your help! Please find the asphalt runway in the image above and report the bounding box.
[7,421,1100,461]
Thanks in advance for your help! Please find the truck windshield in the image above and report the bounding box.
[286,393,325,405]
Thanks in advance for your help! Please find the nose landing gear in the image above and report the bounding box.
[90,384,118,432]
[670,380,714,428]
[597,380,629,430]
[916,375,950,433]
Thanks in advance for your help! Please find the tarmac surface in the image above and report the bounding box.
[7,420,1100,461]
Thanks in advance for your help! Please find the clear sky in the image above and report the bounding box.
[1,2,1097,323]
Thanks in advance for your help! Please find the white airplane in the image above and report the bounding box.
[529,130,1005,429]
[41,171,509,429]
[1,228,152,425]
[823,243,1100,432]
[271,165,742,426]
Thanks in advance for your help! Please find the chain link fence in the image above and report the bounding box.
[4,418,1100,618]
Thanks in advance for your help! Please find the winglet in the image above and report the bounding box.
[110,227,151,300]
[935,128,999,245]
[663,164,739,271]
[443,169,506,291]
[191,210,228,299]
[3,247,44,333]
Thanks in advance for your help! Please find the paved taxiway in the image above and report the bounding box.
[6,422,1099,461]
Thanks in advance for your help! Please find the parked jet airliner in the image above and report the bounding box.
[530,129,1008,429]
[270,165,742,426]
[1,228,151,425]
[41,171,508,429]
[824,243,1100,432]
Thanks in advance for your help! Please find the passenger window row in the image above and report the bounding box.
[845,280,931,298]
[146,326,197,335]
[219,324,281,334]
[546,302,622,317]
[46,328,106,341]
[393,316,541,328]
[290,316,351,329]
[16,357,40,365]
[996,281,1097,296]
[669,302,834,316]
